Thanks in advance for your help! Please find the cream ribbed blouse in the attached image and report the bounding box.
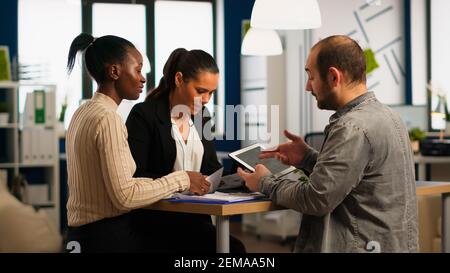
[66,92,190,227]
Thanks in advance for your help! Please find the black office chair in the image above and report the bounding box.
[304,132,325,151]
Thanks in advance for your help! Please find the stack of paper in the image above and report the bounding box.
[179,168,245,195]
[170,191,266,204]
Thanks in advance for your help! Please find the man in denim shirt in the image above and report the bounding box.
[238,35,418,252]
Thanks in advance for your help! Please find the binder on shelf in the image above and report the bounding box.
[23,90,56,128]
[45,91,56,127]
[34,90,46,124]
[42,129,54,162]
[31,128,40,162]
[21,128,32,164]
[23,92,34,127]
[38,129,47,162]
[21,127,55,164]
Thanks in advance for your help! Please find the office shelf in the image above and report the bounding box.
[0,81,60,231]
[19,162,55,168]
[31,202,56,208]
[0,123,18,129]
[0,163,18,168]
[0,81,19,88]
[1,162,56,168]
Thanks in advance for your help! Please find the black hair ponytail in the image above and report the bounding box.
[148,48,188,99]
[67,33,94,75]
[66,33,135,83]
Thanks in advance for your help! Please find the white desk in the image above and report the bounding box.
[414,155,450,181]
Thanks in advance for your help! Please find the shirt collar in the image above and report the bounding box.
[92,92,119,111]
[330,91,376,123]
[171,117,194,127]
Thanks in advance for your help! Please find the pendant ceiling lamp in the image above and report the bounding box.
[241,27,283,56]
[250,0,322,30]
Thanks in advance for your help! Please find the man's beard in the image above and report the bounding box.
[316,84,337,111]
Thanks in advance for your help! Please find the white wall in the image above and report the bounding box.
[281,29,332,135]
[314,0,406,106]
[411,0,427,105]
[281,30,329,135]
[240,53,286,147]
[278,0,428,135]
[282,30,303,135]
[282,0,409,134]
[431,0,450,110]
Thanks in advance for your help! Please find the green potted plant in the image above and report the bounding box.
[0,101,9,125]
[409,127,426,153]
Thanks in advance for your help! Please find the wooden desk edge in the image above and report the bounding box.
[147,200,283,216]
[147,183,450,215]
[416,184,450,196]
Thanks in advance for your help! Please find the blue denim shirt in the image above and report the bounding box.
[260,92,419,252]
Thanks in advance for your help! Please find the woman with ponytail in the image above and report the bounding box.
[65,34,210,253]
[126,48,246,253]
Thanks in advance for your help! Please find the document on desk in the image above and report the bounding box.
[170,191,266,204]
[178,167,224,195]
[206,167,224,193]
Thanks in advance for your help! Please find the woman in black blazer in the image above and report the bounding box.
[126,48,245,253]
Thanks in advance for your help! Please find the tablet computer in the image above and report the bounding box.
[229,143,296,178]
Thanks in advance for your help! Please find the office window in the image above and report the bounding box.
[18,0,82,128]
[154,0,214,84]
[410,0,427,106]
[92,3,148,122]
[430,0,450,130]
[81,0,221,131]
[155,0,218,122]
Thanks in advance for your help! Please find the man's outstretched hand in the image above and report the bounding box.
[259,130,309,166]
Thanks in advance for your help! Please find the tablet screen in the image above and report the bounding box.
[234,145,291,174]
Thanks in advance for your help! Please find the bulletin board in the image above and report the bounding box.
[312,0,406,105]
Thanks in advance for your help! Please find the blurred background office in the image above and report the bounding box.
[1,0,450,253]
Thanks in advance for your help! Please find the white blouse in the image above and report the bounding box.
[171,118,204,172]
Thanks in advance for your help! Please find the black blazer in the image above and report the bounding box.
[124,96,248,252]
[125,92,222,180]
